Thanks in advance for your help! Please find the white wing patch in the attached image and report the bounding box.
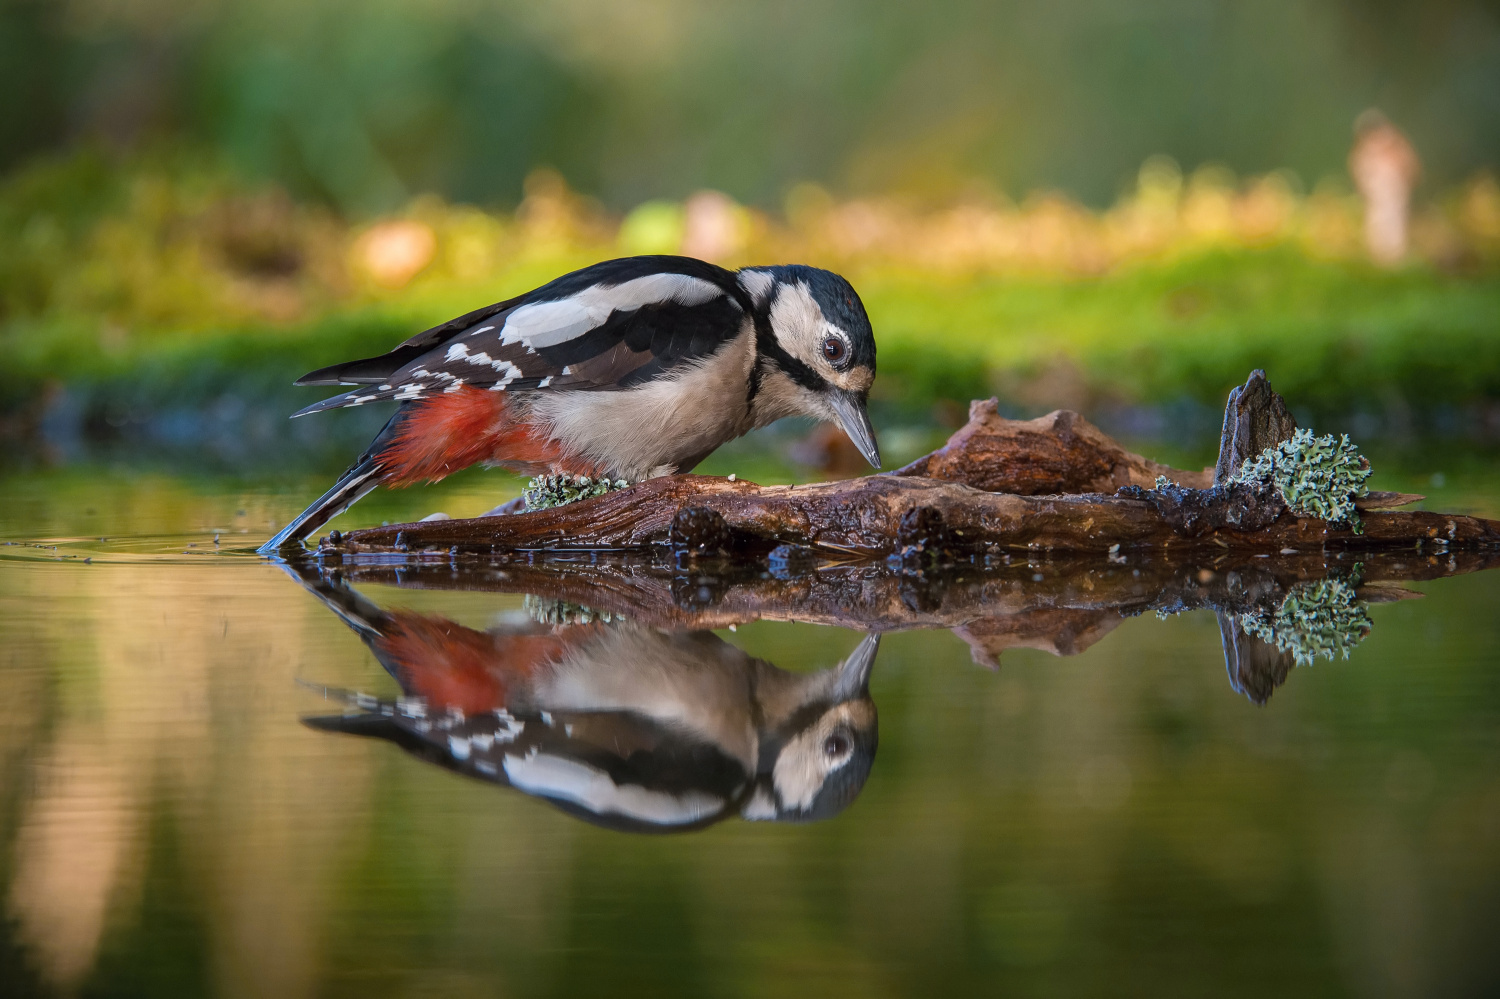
[736,268,774,307]
[502,751,724,825]
[499,273,725,349]
[445,341,523,387]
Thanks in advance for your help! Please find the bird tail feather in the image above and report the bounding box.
[258,458,382,554]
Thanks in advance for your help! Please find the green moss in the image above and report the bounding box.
[1231,429,1373,530]
[522,473,630,511]
[1239,575,1373,668]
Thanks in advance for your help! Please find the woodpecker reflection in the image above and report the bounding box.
[296,571,879,832]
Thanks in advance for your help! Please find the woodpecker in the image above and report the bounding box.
[294,568,880,832]
[260,255,880,553]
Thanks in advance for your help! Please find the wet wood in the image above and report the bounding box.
[325,371,1499,559]
[326,472,1500,558]
[1214,369,1300,484]
[892,400,1213,493]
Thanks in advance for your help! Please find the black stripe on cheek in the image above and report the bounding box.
[756,329,825,392]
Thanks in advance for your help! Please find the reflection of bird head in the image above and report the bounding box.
[742,633,880,823]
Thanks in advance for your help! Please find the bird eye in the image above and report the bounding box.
[821,336,847,365]
[822,733,851,759]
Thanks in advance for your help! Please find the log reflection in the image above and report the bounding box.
[292,546,1497,710]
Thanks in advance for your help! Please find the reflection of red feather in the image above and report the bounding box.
[377,387,595,485]
[375,611,584,714]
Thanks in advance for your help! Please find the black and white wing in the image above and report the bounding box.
[305,701,747,833]
[291,256,749,417]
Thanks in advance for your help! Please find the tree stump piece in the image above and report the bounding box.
[1213,369,1299,485]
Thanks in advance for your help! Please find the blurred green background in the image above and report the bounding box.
[2,0,1499,466]
[6,0,1500,210]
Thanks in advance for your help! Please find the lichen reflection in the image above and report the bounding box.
[1218,572,1375,705]
[296,571,879,833]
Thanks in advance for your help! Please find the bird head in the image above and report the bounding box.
[742,633,881,822]
[739,265,881,468]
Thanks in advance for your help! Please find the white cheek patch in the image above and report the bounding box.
[769,281,832,369]
[500,273,725,349]
[772,722,854,813]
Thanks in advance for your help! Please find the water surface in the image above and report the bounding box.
[2,470,1498,998]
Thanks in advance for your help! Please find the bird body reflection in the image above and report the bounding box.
[298,571,879,832]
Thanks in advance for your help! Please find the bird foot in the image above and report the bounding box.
[480,497,527,517]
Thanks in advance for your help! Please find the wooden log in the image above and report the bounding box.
[323,371,1499,559]
[326,472,1500,557]
[893,400,1213,492]
[1214,369,1299,483]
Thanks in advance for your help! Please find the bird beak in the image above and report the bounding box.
[829,391,881,469]
[832,633,881,700]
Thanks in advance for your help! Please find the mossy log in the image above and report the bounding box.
[322,371,1495,560]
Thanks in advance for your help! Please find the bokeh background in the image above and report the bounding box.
[3,0,1500,482]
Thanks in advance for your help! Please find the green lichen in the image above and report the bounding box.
[1238,576,1373,667]
[522,474,630,511]
[523,594,618,625]
[1230,429,1372,531]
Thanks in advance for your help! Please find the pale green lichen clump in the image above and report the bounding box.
[523,474,630,511]
[1231,429,1373,530]
[1239,576,1373,667]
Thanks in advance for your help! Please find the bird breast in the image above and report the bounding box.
[527,320,759,480]
[530,627,761,769]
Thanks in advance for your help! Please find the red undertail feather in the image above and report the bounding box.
[376,387,589,486]
[375,613,585,715]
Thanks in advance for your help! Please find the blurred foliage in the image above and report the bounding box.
[3,0,1499,212]
[3,0,1500,439]
[2,151,1499,437]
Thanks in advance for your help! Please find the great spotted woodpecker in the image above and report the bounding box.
[293,569,880,832]
[260,255,880,553]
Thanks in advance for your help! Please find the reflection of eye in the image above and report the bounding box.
[822,733,851,758]
[822,336,847,364]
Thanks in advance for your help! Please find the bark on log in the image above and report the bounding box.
[321,372,1499,560]
[1214,369,1299,484]
[893,401,1213,492]
[324,473,1500,558]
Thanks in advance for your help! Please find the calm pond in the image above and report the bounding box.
[2,463,1498,998]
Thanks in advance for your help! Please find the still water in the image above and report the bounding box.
[2,468,1498,998]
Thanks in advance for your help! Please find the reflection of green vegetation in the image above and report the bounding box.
[1239,576,1374,667]
[1232,429,1373,530]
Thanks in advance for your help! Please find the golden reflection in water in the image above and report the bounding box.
[2,563,374,996]
[1,539,1498,995]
